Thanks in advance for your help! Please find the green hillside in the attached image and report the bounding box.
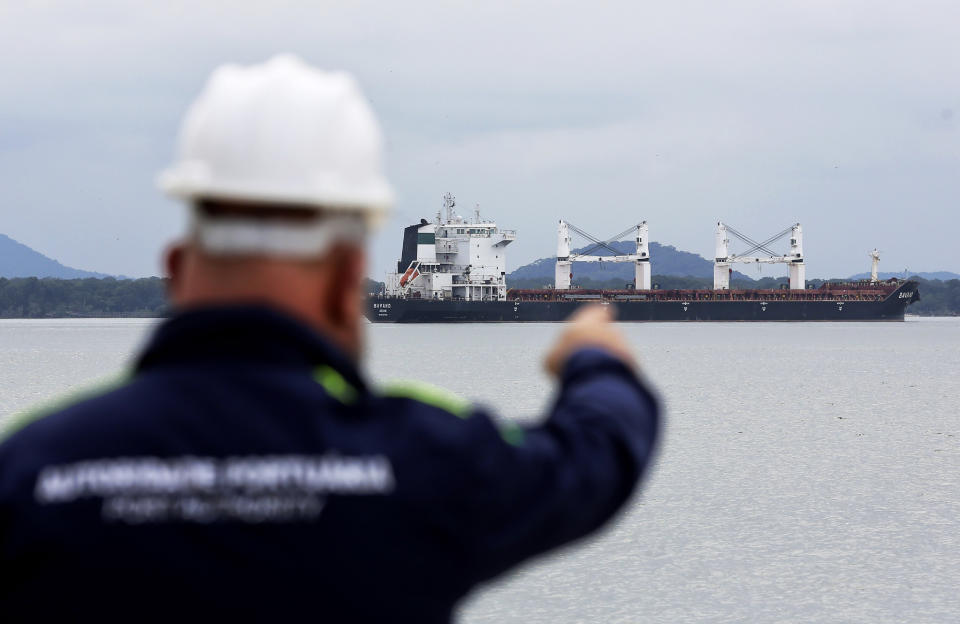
[508,241,752,286]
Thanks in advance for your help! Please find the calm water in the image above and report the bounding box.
[1,317,958,622]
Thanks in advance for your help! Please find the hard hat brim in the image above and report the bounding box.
[158,167,393,227]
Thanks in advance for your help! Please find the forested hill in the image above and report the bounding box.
[0,233,109,279]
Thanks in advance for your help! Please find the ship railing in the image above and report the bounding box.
[452,274,499,284]
[452,281,498,287]
[506,288,894,303]
[560,294,603,300]
[438,229,517,240]
[438,265,471,275]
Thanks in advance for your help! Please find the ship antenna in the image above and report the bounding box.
[442,192,456,223]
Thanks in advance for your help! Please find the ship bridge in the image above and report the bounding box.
[384,193,515,302]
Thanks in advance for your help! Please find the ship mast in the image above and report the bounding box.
[869,249,881,282]
[442,192,456,223]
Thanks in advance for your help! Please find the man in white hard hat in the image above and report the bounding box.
[0,56,660,622]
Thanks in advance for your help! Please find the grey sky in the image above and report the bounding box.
[1,1,957,279]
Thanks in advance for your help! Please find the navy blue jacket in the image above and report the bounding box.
[0,306,659,622]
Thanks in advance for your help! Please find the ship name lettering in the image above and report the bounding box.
[898,292,913,299]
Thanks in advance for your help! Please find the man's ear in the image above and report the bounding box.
[313,244,367,362]
[321,244,367,326]
[164,242,187,303]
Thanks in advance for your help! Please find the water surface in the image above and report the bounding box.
[2,318,958,622]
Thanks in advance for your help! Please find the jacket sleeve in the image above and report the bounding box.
[442,347,660,582]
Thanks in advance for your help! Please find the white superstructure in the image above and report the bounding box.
[384,193,516,301]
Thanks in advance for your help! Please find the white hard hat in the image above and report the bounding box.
[159,55,393,255]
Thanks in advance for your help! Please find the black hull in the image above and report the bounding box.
[368,282,918,323]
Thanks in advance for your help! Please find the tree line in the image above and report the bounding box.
[0,276,956,317]
[0,277,386,318]
[0,277,168,318]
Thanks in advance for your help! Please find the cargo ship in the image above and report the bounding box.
[367,194,919,323]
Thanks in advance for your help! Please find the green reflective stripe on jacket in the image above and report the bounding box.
[498,422,526,447]
[314,366,358,404]
[383,381,525,445]
[0,372,131,443]
[381,381,471,419]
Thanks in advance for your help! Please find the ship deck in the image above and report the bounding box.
[507,281,902,303]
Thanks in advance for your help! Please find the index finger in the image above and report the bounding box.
[570,304,613,323]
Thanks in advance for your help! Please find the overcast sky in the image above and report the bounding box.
[1,1,958,279]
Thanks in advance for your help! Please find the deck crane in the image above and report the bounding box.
[555,220,651,290]
[869,249,881,282]
[714,222,805,290]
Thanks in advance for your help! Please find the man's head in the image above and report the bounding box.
[158,55,393,360]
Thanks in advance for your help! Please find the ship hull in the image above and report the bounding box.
[368,282,918,323]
